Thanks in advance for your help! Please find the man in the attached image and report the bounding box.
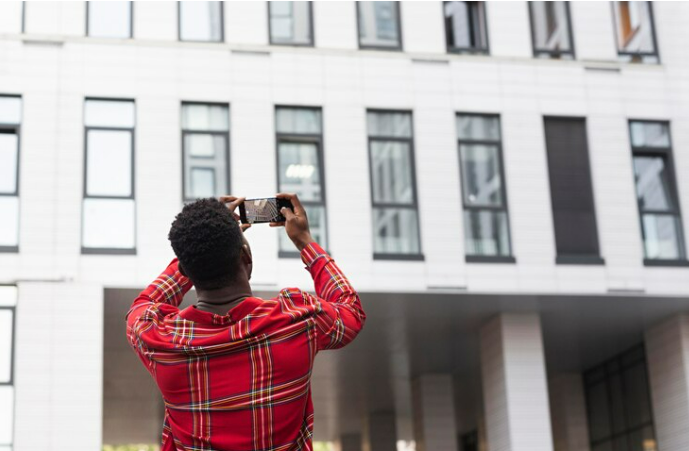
[126,193,365,451]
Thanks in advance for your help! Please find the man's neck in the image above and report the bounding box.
[195,281,253,315]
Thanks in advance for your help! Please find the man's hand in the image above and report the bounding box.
[270,193,314,251]
[219,196,251,232]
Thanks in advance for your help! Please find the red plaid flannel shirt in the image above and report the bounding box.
[126,243,365,451]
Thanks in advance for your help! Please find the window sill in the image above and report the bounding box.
[466,255,516,264]
[644,259,689,268]
[81,247,137,255]
[556,255,605,265]
[373,253,425,262]
[0,246,19,253]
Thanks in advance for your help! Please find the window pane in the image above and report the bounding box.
[183,134,228,200]
[0,134,18,194]
[630,122,670,148]
[613,1,657,54]
[280,205,327,252]
[82,198,136,249]
[367,112,412,138]
[592,443,613,451]
[276,108,321,134]
[456,115,500,141]
[190,168,215,198]
[0,310,12,383]
[0,386,13,445]
[608,372,627,434]
[0,287,17,307]
[84,100,135,128]
[0,97,21,125]
[463,210,511,257]
[641,214,683,260]
[185,134,220,158]
[278,142,322,202]
[0,197,19,248]
[86,130,132,197]
[624,364,653,429]
[627,426,656,451]
[444,1,488,51]
[358,2,400,48]
[633,156,674,211]
[181,104,228,132]
[371,141,414,204]
[587,381,612,442]
[180,1,223,42]
[88,1,131,38]
[460,144,503,207]
[531,2,572,54]
[270,1,312,45]
[373,208,420,255]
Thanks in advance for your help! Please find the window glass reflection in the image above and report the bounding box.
[88,1,131,38]
[269,1,312,45]
[180,1,223,42]
[358,2,400,48]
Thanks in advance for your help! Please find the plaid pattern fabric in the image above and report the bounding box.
[126,243,365,451]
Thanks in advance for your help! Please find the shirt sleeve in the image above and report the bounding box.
[300,243,366,351]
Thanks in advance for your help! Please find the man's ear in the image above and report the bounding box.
[241,244,253,265]
[178,262,188,277]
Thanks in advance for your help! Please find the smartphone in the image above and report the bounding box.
[238,197,294,224]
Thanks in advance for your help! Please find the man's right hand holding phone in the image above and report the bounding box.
[270,193,315,252]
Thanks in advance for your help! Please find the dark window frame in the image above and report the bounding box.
[267,1,315,48]
[180,101,231,203]
[367,108,424,261]
[628,119,687,266]
[274,105,328,258]
[443,1,490,55]
[456,112,515,263]
[0,288,17,450]
[543,116,604,265]
[86,1,134,39]
[0,95,21,254]
[356,1,404,52]
[21,2,25,33]
[610,1,661,63]
[178,1,225,43]
[82,97,137,255]
[527,1,576,59]
[583,345,657,450]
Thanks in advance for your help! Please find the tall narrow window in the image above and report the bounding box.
[444,1,489,54]
[612,1,659,63]
[87,1,132,38]
[179,1,223,42]
[357,2,402,50]
[0,286,17,451]
[269,2,313,46]
[456,114,512,262]
[82,99,136,254]
[544,117,602,264]
[181,103,230,202]
[529,2,574,59]
[367,110,422,259]
[0,96,21,253]
[629,121,686,265]
[275,107,327,255]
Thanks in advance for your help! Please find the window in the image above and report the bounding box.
[0,286,17,451]
[629,121,686,265]
[456,114,513,262]
[179,1,223,42]
[0,96,21,253]
[357,2,402,50]
[612,1,659,63]
[275,107,327,255]
[367,111,422,259]
[269,2,313,46]
[544,117,602,264]
[82,99,136,254]
[529,2,574,59]
[584,346,656,451]
[444,1,489,54]
[87,1,132,38]
[181,103,230,201]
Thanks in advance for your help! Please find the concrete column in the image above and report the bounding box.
[480,314,553,451]
[363,412,397,451]
[338,433,362,451]
[549,374,590,451]
[413,374,458,451]
[645,315,689,451]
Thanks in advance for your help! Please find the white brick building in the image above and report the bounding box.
[0,2,688,451]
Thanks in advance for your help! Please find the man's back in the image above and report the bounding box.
[126,243,365,451]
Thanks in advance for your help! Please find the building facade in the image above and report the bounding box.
[1,1,689,451]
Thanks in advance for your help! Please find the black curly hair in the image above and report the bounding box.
[168,198,244,290]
